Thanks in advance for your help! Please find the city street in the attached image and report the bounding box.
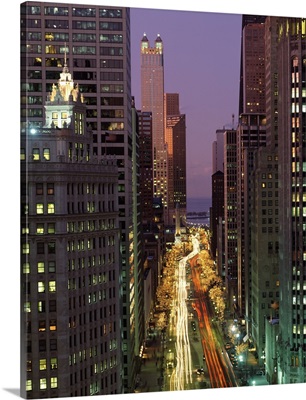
[136,230,266,393]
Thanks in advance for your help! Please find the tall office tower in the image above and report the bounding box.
[249,16,280,371]
[20,2,141,392]
[236,114,266,317]
[211,171,224,259]
[138,111,154,225]
[238,15,267,115]
[276,17,306,384]
[211,127,225,262]
[164,93,187,226]
[131,101,145,371]
[223,129,238,309]
[141,33,168,216]
[20,61,121,398]
[235,15,267,319]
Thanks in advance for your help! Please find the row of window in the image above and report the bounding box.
[67,255,117,272]
[27,358,58,372]
[67,201,116,214]
[26,377,57,391]
[25,25,124,42]
[24,37,123,52]
[69,347,117,367]
[25,296,56,313]
[21,84,125,98]
[22,43,125,55]
[23,55,124,69]
[22,6,123,18]
[22,242,56,255]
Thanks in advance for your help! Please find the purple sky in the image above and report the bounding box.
[130,8,242,199]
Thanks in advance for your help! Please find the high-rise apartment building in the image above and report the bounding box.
[141,33,168,216]
[236,15,267,318]
[20,2,143,392]
[238,15,267,116]
[164,93,186,225]
[276,17,306,384]
[211,171,224,259]
[138,111,153,225]
[223,129,238,307]
[248,16,280,367]
[20,60,121,398]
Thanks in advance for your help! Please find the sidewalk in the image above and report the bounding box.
[219,314,269,386]
[134,328,165,393]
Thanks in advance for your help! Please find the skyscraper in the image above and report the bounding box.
[236,15,267,317]
[20,57,121,398]
[140,33,168,216]
[277,17,306,384]
[164,93,186,225]
[21,2,143,392]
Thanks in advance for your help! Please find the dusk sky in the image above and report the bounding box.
[130,7,242,199]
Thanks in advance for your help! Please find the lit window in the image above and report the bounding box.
[23,263,30,274]
[21,148,26,161]
[36,203,44,214]
[38,301,45,313]
[50,377,57,388]
[48,203,55,214]
[22,243,30,254]
[36,224,44,234]
[43,148,50,161]
[40,378,47,390]
[24,302,31,312]
[37,262,45,273]
[38,321,46,332]
[50,357,58,370]
[33,148,40,161]
[38,282,45,293]
[39,359,47,370]
[26,380,32,391]
[49,281,56,292]
[50,319,57,331]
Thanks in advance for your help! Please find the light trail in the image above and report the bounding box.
[171,235,200,391]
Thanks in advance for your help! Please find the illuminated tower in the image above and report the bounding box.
[277,17,306,384]
[20,2,142,393]
[164,93,186,225]
[20,58,121,398]
[141,33,168,216]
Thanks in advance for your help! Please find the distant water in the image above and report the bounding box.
[187,197,212,213]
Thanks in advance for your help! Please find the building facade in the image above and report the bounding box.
[20,60,121,398]
[21,2,143,392]
[277,17,306,384]
[140,33,168,217]
[164,93,187,226]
